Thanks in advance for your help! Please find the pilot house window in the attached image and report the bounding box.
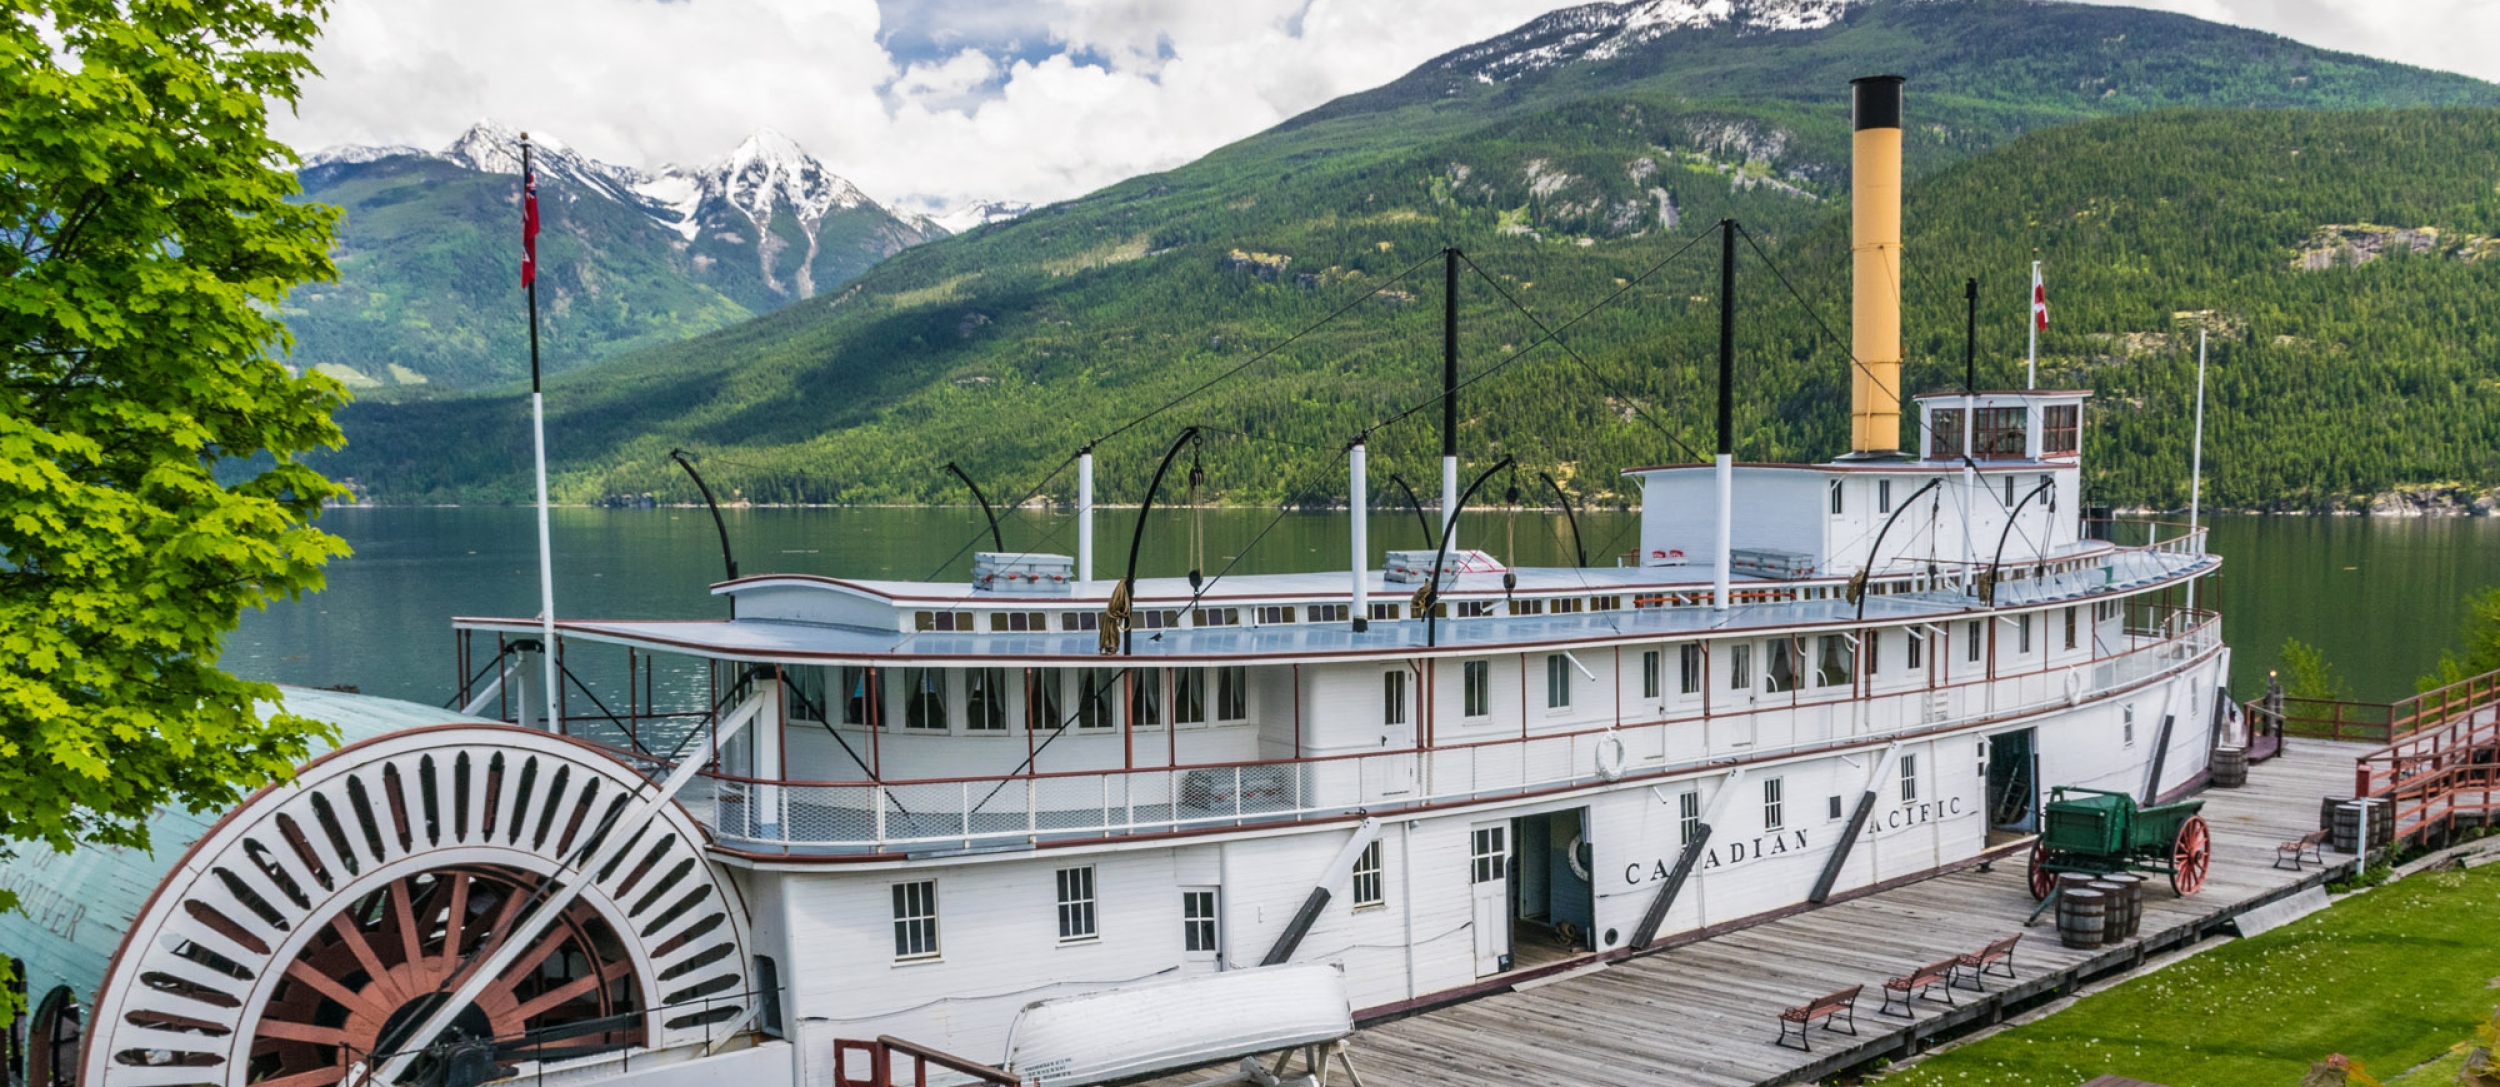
[2044,404,2080,455]
[903,668,947,730]
[1974,407,2027,458]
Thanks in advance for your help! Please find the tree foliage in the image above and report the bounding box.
[2417,587,2500,692]
[2280,638,2349,702]
[1,0,347,925]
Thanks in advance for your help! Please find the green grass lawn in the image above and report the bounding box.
[1875,865,2500,1087]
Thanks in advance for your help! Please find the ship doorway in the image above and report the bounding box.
[1986,728,2040,845]
[1510,809,1595,970]
[1468,823,1511,977]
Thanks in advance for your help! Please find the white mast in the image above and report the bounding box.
[2026,260,2041,390]
[1350,440,1370,630]
[1077,446,1095,589]
[522,134,560,732]
[2187,330,2207,613]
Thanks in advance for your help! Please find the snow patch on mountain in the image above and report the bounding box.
[931,200,1032,235]
[1441,0,1862,82]
[302,142,426,168]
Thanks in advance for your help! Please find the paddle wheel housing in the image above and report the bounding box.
[80,726,752,1087]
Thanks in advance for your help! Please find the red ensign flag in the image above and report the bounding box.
[521,164,540,288]
[2031,265,2048,330]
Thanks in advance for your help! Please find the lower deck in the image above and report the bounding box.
[1139,738,2362,1087]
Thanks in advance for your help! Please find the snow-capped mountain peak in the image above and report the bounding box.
[712,128,871,229]
[1443,0,1861,82]
[931,200,1033,235]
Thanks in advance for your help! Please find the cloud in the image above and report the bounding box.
[2071,0,2500,84]
[274,0,1570,213]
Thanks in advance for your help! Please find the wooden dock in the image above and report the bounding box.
[1155,741,2367,1087]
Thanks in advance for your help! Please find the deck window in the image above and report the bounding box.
[1384,670,1408,726]
[991,611,1046,632]
[1130,672,1163,728]
[842,666,877,726]
[966,668,1008,731]
[1816,634,1854,688]
[1679,643,1702,695]
[1878,479,1894,514]
[2003,475,2016,506]
[787,667,828,722]
[1192,607,1239,627]
[1966,621,1983,664]
[1217,665,1248,721]
[1900,754,1920,804]
[1256,605,1296,624]
[2064,606,2079,650]
[1175,669,1207,726]
[2043,404,2080,455]
[1728,644,1752,689]
[1183,890,1219,952]
[1765,639,1797,693]
[1642,650,1662,700]
[1139,609,1181,630]
[1764,777,1786,831]
[1509,598,1544,616]
[1829,478,1844,515]
[1866,631,1882,676]
[892,880,939,960]
[1308,603,1346,623]
[1056,867,1097,942]
[903,668,947,730]
[1457,601,1496,618]
[1369,602,1401,621]
[1471,827,1507,883]
[1031,669,1067,730]
[1590,595,1621,611]
[1678,791,1701,845]
[1545,655,1571,709]
[2123,705,2136,746]
[1463,660,1490,718]
[911,611,974,632]
[1063,612,1101,632]
[2017,614,2033,655]
[1907,629,1925,670]
[1077,669,1119,729]
[1351,841,1384,908]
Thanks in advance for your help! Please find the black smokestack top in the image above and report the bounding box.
[1852,74,1904,131]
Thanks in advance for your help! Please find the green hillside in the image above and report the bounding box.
[315,0,2500,510]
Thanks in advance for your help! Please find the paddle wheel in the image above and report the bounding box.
[80,727,751,1087]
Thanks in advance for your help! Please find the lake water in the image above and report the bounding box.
[225,507,2500,707]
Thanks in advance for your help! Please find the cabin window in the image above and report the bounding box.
[2017,614,2033,655]
[1866,631,1882,676]
[1471,826,1507,883]
[990,611,1046,632]
[2003,475,2016,506]
[1966,621,1983,664]
[1728,644,1752,689]
[1193,607,1239,627]
[1463,660,1491,718]
[1056,866,1098,942]
[1032,669,1067,730]
[1369,602,1401,621]
[1509,598,1544,616]
[2064,606,2079,650]
[892,880,940,960]
[913,611,975,632]
[1384,670,1408,726]
[1130,671,1163,728]
[1077,669,1119,729]
[1907,629,1925,670]
[1457,601,1496,618]
[1351,841,1385,908]
[1217,666,1248,721]
[1679,644,1703,695]
[2044,404,2080,455]
[1182,890,1219,952]
[1174,669,1207,726]
[1816,634,1854,688]
[1763,777,1786,831]
[1878,479,1894,514]
[1063,612,1101,632]
[1139,609,1181,630]
[903,668,947,730]
[1641,650,1662,700]
[2123,705,2136,746]
[1308,603,1346,623]
[1900,753,1920,803]
[1928,407,1964,459]
[842,666,877,726]
[1550,597,1583,614]
[967,668,1008,731]
[1828,478,1845,516]
[2040,474,2056,511]
[787,667,828,723]
[1545,654,1572,709]
[1257,605,1297,624]
[1975,406,2027,458]
[1590,595,1621,611]
[1678,791,1701,845]
[1764,639,1797,694]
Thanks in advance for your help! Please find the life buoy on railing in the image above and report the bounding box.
[1566,834,1593,882]
[2065,666,2087,707]
[1595,731,1628,783]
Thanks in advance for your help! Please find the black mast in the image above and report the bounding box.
[1718,220,1735,458]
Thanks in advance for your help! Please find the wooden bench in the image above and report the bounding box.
[1879,957,1963,1018]
[1774,984,1861,1052]
[1953,934,2022,991]
[2276,828,2329,870]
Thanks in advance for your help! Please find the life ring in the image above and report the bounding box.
[1595,731,1628,782]
[1566,834,1593,882]
[2065,666,2087,707]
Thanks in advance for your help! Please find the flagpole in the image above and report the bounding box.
[2027,259,2040,390]
[2187,329,2207,614]
[524,134,560,734]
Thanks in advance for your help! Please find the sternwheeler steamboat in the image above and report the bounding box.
[4,77,2230,1087]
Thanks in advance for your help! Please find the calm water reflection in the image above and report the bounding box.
[227,508,2500,706]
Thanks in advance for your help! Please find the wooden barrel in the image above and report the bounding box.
[2058,889,2107,949]
[2088,881,2132,940]
[2332,802,2366,854]
[2366,800,2395,849]
[2056,872,2098,898]
[2211,746,2248,788]
[2102,873,2148,938]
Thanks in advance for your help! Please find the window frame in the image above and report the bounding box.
[1544,654,1572,710]
[1763,777,1786,832]
[1383,670,1408,727]
[1899,753,1920,804]
[1463,659,1491,719]
[1055,866,1098,943]
[892,879,940,961]
[1350,841,1384,909]
[1678,643,1703,695]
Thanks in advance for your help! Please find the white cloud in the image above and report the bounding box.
[2071,0,2500,84]
[277,0,1571,212]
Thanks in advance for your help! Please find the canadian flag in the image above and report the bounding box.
[521,154,540,288]
[2031,264,2049,330]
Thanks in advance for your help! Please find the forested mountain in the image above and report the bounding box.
[284,124,945,389]
[314,0,2500,509]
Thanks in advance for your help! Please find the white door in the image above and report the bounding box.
[1365,669,1417,799]
[1181,886,1221,975]
[1470,823,1511,977]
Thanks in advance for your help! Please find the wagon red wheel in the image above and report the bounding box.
[2171,815,2212,895]
[2027,840,2056,899]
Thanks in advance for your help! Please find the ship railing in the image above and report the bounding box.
[674,615,2223,854]
[2353,670,2500,844]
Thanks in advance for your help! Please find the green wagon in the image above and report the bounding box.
[2026,787,2213,898]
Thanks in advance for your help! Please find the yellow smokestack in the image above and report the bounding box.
[1849,75,1905,457]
